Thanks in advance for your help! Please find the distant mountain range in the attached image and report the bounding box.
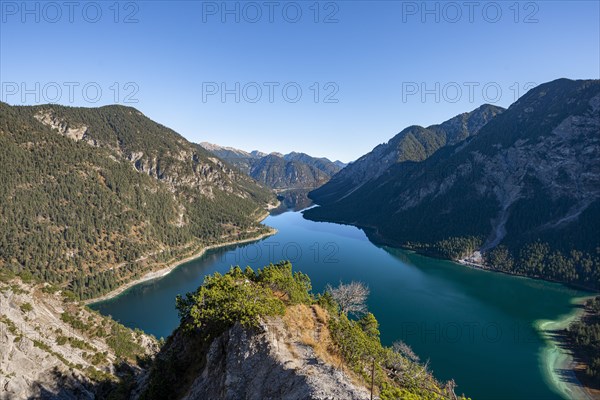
[0,102,275,299]
[306,79,600,289]
[200,142,345,190]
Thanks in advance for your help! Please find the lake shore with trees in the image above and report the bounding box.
[85,227,277,305]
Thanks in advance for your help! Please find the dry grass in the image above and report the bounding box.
[281,304,343,368]
[272,290,290,302]
[313,304,329,325]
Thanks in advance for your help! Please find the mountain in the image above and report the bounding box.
[199,143,343,190]
[198,142,257,161]
[249,154,335,190]
[197,142,267,175]
[283,152,343,176]
[333,160,347,169]
[0,102,276,299]
[250,150,268,158]
[310,103,504,204]
[306,79,600,289]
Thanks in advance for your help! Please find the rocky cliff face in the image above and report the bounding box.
[31,107,273,201]
[0,277,157,400]
[179,307,371,400]
[139,303,373,400]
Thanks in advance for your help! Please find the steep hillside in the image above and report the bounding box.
[0,103,276,299]
[306,79,600,289]
[200,143,343,190]
[0,273,157,400]
[198,142,261,174]
[283,151,343,177]
[249,154,335,190]
[140,262,465,400]
[310,104,504,204]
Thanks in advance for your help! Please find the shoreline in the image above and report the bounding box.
[457,258,598,400]
[455,258,598,293]
[84,227,277,305]
[536,296,596,400]
[402,251,598,399]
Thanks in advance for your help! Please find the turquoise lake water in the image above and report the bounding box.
[90,210,589,400]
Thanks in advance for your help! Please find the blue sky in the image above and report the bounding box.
[1,1,599,162]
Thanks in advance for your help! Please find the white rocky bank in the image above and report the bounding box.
[0,279,155,399]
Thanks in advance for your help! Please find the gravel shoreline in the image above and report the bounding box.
[84,228,277,305]
[537,297,595,400]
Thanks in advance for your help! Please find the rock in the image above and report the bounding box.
[0,279,157,399]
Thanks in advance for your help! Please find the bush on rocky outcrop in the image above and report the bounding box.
[144,262,467,400]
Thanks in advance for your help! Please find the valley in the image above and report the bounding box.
[90,210,593,400]
[3,1,599,398]
[1,79,599,400]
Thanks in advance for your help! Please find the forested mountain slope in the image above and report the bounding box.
[306,79,600,289]
[0,103,275,299]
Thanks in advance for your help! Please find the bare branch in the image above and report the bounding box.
[392,340,420,363]
[326,281,369,316]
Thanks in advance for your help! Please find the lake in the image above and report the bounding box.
[90,209,589,400]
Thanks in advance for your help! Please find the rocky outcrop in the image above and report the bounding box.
[182,320,371,400]
[144,304,372,400]
[34,110,89,142]
[0,279,157,400]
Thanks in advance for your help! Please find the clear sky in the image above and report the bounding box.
[1,0,599,162]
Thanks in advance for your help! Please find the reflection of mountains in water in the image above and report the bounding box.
[271,190,314,215]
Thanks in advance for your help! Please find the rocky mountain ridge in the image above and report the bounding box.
[0,276,157,400]
[140,263,463,400]
[310,103,504,204]
[160,308,373,400]
[200,142,344,190]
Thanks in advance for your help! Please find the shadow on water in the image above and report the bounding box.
[270,189,314,215]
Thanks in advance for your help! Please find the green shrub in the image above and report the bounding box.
[256,261,312,304]
[61,312,89,331]
[20,302,33,313]
[106,323,145,361]
[176,265,286,335]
